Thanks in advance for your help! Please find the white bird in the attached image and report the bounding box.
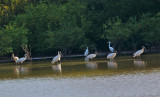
[86,51,98,60]
[52,63,62,73]
[107,51,117,60]
[16,54,28,65]
[108,41,114,52]
[11,54,19,62]
[84,47,89,56]
[133,46,145,58]
[51,51,62,64]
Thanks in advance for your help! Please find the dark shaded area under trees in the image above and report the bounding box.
[0,0,160,58]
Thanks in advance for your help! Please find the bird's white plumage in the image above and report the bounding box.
[133,46,145,57]
[51,51,61,63]
[85,51,98,61]
[107,53,116,59]
[14,57,19,62]
[84,47,89,56]
[108,41,114,52]
[87,54,97,59]
[12,54,19,62]
[16,54,27,64]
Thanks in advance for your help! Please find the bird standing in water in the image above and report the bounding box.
[16,54,28,65]
[51,51,62,64]
[11,53,19,62]
[107,51,117,60]
[84,47,89,57]
[133,46,146,58]
[86,51,98,60]
[108,41,114,52]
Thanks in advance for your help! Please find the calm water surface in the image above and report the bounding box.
[0,54,160,97]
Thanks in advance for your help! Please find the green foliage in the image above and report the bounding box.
[5,24,28,52]
[0,24,28,55]
[139,14,160,44]
[14,1,91,55]
[103,13,160,51]
[102,17,132,50]
[0,29,12,55]
[0,0,160,56]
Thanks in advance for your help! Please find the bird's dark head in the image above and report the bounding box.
[12,53,14,57]
[58,51,63,56]
[24,54,28,58]
[107,41,111,44]
[95,51,98,55]
[142,46,146,50]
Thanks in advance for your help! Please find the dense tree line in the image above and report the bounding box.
[0,0,160,57]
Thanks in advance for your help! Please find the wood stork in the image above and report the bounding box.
[11,54,19,62]
[108,41,114,52]
[52,63,62,73]
[84,47,89,56]
[16,54,28,65]
[86,51,98,60]
[133,46,145,58]
[107,51,117,60]
[51,51,62,64]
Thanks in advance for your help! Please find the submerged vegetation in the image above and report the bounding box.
[0,0,160,57]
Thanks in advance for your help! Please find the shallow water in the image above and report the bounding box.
[0,54,160,97]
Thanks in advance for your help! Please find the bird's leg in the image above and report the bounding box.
[136,56,139,59]
[58,60,61,63]
[110,58,113,61]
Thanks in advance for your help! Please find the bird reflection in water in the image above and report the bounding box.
[107,61,118,69]
[52,63,62,73]
[86,62,98,70]
[14,65,30,77]
[134,60,146,68]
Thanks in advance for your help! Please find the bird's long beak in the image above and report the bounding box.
[96,52,98,55]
